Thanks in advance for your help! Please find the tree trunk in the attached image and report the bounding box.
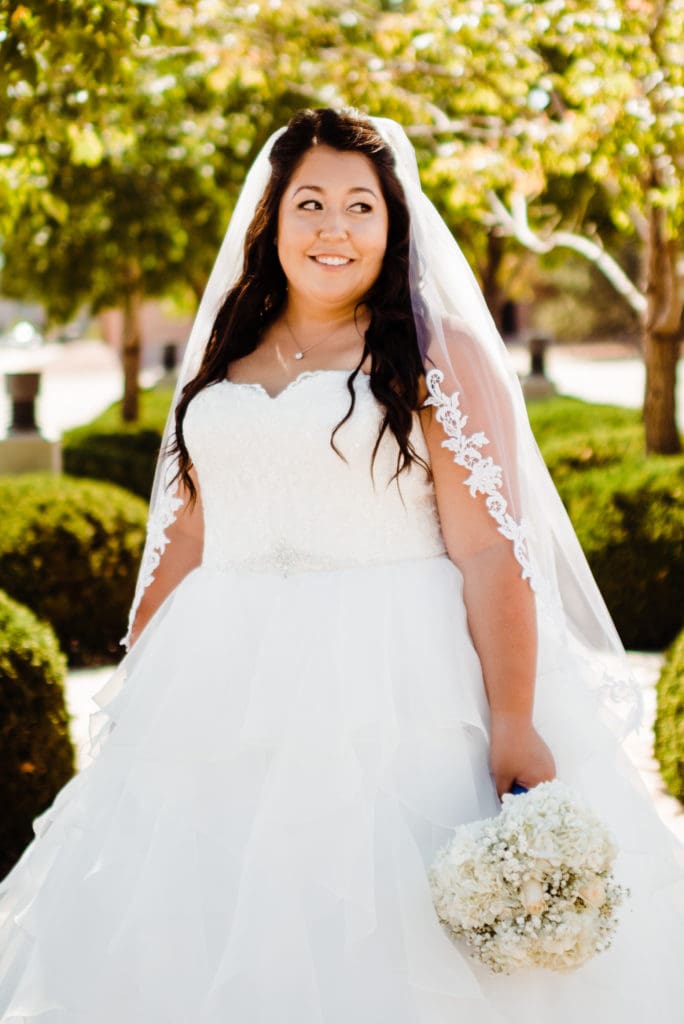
[643,206,682,455]
[121,283,143,423]
[481,231,505,330]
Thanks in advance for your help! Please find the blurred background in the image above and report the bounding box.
[0,0,682,879]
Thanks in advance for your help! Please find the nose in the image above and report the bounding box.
[318,207,348,240]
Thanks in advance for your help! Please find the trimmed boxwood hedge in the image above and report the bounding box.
[528,398,683,651]
[551,457,684,650]
[63,427,162,500]
[0,474,148,665]
[654,629,684,804]
[63,386,174,500]
[0,589,74,880]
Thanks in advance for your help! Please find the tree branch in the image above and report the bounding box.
[488,191,647,316]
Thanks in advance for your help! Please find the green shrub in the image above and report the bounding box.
[552,456,684,650]
[527,395,642,448]
[63,386,174,499]
[654,629,684,804]
[0,474,148,665]
[527,396,683,650]
[0,589,74,880]
[63,427,162,499]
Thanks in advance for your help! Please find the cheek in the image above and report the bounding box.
[366,226,388,267]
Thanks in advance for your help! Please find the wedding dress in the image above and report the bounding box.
[1,368,684,1023]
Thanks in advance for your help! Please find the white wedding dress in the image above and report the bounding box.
[1,369,684,1022]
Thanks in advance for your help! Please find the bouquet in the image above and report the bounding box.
[428,780,629,974]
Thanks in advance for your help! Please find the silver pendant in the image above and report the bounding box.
[294,351,304,360]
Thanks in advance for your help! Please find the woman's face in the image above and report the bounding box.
[276,145,389,313]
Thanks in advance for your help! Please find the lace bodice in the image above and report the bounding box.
[183,370,447,573]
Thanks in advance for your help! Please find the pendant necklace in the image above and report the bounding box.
[284,316,351,361]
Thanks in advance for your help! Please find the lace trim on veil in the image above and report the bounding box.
[122,468,183,649]
[423,369,537,590]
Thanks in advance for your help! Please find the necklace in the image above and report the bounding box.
[284,316,353,361]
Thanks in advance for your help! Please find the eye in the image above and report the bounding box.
[297,199,322,210]
[349,202,373,213]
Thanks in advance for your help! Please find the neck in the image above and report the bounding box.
[283,294,367,338]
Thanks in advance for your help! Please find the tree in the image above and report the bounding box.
[2,1,681,448]
[1,2,287,419]
[479,0,684,453]
[0,0,138,233]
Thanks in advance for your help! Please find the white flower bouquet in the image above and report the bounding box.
[428,780,629,974]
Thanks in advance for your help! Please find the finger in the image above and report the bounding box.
[494,774,515,799]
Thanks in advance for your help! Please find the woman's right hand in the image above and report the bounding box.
[489,713,556,800]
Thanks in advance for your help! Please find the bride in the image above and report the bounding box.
[1,107,683,1022]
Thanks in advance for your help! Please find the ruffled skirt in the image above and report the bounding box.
[1,557,684,1022]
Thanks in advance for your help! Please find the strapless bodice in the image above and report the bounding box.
[183,370,447,573]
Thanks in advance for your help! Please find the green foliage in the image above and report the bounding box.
[527,395,642,447]
[0,588,74,880]
[0,0,140,235]
[63,429,161,500]
[559,459,683,649]
[528,398,684,649]
[530,402,644,484]
[654,629,684,804]
[63,386,174,498]
[530,255,641,342]
[0,474,148,665]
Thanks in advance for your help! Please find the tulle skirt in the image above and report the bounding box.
[1,556,684,1023]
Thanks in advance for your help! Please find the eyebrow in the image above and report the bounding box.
[292,185,379,199]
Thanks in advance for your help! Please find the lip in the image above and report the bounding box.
[308,254,355,265]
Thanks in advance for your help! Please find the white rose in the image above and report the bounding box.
[579,879,606,908]
[521,878,546,915]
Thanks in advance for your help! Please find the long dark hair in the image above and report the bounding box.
[172,107,428,501]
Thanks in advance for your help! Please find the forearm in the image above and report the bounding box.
[128,561,193,648]
[459,542,538,724]
[128,478,204,649]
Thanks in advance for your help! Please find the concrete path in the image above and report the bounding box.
[65,652,684,846]
[0,340,161,439]
[508,341,684,429]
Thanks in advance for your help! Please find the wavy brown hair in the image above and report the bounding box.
[172,107,428,501]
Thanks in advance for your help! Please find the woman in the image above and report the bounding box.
[1,108,683,1022]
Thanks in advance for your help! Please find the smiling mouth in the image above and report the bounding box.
[310,255,353,266]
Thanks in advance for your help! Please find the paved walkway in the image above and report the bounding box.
[65,652,684,846]
[0,339,161,439]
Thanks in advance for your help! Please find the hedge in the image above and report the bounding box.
[0,589,74,880]
[0,474,148,665]
[63,386,174,500]
[654,629,684,804]
[63,427,162,500]
[553,456,683,650]
[528,398,683,651]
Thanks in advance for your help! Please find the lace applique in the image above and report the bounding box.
[424,368,537,589]
[121,472,184,650]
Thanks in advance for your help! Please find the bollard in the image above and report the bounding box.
[5,372,41,434]
[1,371,61,473]
[162,342,178,374]
[529,336,549,378]
[522,335,556,400]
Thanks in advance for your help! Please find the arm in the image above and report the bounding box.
[418,385,556,799]
[128,468,204,649]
